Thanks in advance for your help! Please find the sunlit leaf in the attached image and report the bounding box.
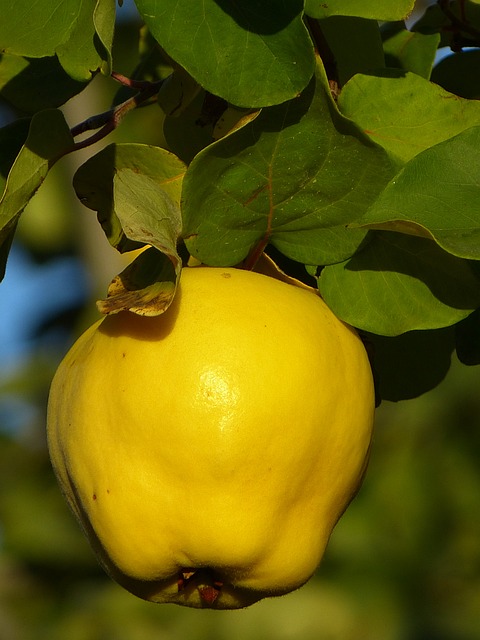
[305,0,415,21]
[351,127,480,260]
[339,71,480,166]
[134,0,315,107]
[319,232,480,336]
[0,0,115,81]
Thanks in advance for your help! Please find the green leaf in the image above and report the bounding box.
[157,66,201,117]
[367,327,455,402]
[0,54,88,113]
[162,91,216,165]
[382,26,440,79]
[305,0,415,21]
[351,127,480,260]
[113,169,181,261]
[0,224,17,282]
[0,119,30,279]
[0,0,115,81]
[73,143,186,252]
[134,0,315,107]
[338,71,480,166]
[182,65,394,267]
[319,232,480,336]
[0,110,74,279]
[93,0,115,75]
[317,17,385,86]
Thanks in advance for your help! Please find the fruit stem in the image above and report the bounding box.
[242,236,270,271]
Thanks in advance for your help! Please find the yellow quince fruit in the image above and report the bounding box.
[47,266,375,609]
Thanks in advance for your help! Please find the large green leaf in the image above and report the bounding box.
[182,66,394,267]
[305,0,415,21]
[0,110,74,280]
[0,54,87,113]
[0,0,115,81]
[73,143,186,252]
[319,232,480,336]
[338,71,480,166]
[134,0,315,107]
[351,127,480,261]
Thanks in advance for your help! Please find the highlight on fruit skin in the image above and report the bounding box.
[47,265,375,609]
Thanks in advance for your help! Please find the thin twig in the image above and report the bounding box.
[243,235,271,271]
[438,0,480,40]
[111,70,158,91]
[68,75,163,151]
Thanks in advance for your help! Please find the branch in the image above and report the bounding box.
[69,74,163,151]
[438,0,480,48]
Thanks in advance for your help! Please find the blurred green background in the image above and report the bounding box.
[1,6,480,639]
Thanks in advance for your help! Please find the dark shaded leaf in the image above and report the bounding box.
[432,50,480,99]
[455,308,480,365]
[318,16,385,86]
[0,54,87,113]
[366,327,455,401]
[412,0,480,49]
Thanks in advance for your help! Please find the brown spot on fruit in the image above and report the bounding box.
[198,584,222,605]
